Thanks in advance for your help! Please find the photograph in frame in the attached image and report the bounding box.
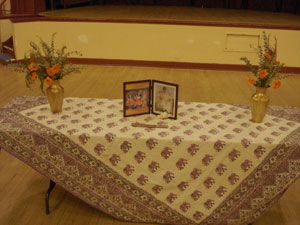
[123,80,151,117]
[152,80,178,119]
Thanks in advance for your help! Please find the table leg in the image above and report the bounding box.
[45,179,56,215]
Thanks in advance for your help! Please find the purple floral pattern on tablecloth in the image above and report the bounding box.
[1,96,300,225]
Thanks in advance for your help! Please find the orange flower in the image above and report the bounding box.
[46,64,60,76]
[259,69,268,79]
[247,78,256,85]
[46,68,55,77]
[273,80,281,90]
[265,52,272,60]
[28,62,39,72]
[31,72,37,81]
[44,77,53,86]
[53,64,60,74]
[274,60,279,65]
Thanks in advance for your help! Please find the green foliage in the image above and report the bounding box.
[8,33,84,94]
[240,31,292,88]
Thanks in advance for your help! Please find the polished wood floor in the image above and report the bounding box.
[40,5,300,27]
[0,64,300,225]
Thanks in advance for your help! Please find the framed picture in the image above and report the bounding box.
[123,80,151,117]
[152,80,178,119]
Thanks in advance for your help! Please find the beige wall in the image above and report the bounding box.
[13,21,300,67]
[0,19,13,43]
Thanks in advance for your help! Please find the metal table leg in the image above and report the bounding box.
[45,180,56,214]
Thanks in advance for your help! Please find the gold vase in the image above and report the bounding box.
[46,80,64,113]
[251,87,269,123]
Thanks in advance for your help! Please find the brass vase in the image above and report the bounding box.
[46,80,64,113]
[251,87,269,123]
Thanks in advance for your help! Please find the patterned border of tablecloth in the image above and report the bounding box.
[1,96,300,225]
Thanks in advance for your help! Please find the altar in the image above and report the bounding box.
[1,96,300,225]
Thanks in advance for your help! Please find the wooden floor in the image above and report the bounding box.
[40,5,300,27]
[0,64,300,225]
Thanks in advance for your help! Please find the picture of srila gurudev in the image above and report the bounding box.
[155,86,174,114]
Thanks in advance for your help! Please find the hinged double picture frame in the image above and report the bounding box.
[123,80,179,119]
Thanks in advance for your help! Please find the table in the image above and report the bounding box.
[1,96,300,225]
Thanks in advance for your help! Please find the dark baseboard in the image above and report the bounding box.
[69,57,300,74]
[0,14,40,20]
[12,57,300,73]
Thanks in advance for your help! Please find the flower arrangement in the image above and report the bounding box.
[241,31,292,90]
[10,33,83,93]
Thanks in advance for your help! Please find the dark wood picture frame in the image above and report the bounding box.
[152,80,178,119]
[123,80,151,117]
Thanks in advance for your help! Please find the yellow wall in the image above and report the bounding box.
[13,21,300,67]
[0,19,13,42]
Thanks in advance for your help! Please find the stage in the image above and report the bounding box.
[10,5,300,71]
[39,5,300,28]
